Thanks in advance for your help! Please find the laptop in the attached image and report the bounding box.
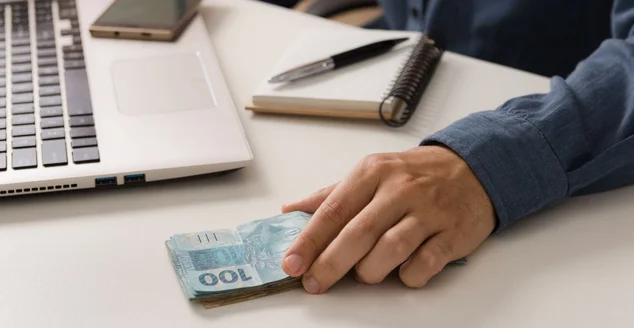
[0,0,253,196]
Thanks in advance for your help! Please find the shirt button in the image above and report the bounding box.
[411,7,419,18]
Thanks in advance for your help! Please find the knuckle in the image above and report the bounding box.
[436,193,453,211]
[361,154,388,174]
[417,248,441,271]
[428,185,452,211]
[418,243,453,272]
[383,230,415,259]
[346,219,377,240]
[319,199,348,227]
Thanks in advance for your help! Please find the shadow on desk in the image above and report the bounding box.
[0,163,269,226]
[191,186,634,327]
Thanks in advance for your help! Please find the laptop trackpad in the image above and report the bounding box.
[111,53,216,115]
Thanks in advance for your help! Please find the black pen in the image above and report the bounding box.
[268,37,409,84]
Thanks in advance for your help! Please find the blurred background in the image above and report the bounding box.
[260,0,385,28]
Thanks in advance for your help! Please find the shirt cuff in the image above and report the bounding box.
[421,110,568,231]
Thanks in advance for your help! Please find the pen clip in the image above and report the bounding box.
[268,58,335,84]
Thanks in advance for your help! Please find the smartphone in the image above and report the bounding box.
[89,0,202,41]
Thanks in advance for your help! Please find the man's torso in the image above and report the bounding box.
[377,0,614,77]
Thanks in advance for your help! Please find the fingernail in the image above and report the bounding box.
[303,276,320,294]
[284,254,303,274]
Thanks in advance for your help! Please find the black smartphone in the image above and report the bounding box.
[89,0,202,42]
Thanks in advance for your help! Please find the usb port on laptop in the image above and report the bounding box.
[95,177,117,187]
[124,174,146,184]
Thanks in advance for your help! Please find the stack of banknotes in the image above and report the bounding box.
[165,211,466,309]
[165,211,310,308]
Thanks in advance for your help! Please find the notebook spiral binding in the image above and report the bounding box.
[379,34,443,127]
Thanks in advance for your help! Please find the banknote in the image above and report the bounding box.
[166,211,467,308]
[166,211,311,305]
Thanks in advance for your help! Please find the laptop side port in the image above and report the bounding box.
[124,174,146,184]
[95,177,117,187]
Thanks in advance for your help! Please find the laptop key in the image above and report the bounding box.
[12,37,30,46]
[13,83,32,94]
[40,95,61,107]
[0,109,5,118]
[64,60,84,70]
[37,47,56,58]
[39,66,58,76]
[62,44,82,53]
[63,52,83,60]
[71,137,97,148]
[13,136,36,148]
[37,39,55,49]
[12,45,30,55]
[12,103,34,114]
[65,69,93,116]
[42,139,68,167]
[12,114,34,125]
[13,73,32,83]
[0,153,5,171]
[70,126,95,138]
[72,146,99,164]
[36,29,54,41]
[0,141,5,152]
[0,98,5,107]
[12,54,31,64]
[40,106,62,117]
[69,115,93,127]
[12,93,33,104]
[0,129,5,140]
[39,85,60,96]
[41,116,64,128]
[13,124,35,137]
[13,147,37,169]
[12,64,31,74]
[0,118,4,129]
[42,127,65,140]
[39,75,59,86]
[38,56,57,67]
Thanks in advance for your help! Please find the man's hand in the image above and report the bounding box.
[280,145,496,294]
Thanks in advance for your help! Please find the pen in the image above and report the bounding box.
[268,37,409,84]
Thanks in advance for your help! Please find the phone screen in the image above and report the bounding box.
[93,0,200,30]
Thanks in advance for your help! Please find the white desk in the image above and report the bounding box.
[2,1,634,327]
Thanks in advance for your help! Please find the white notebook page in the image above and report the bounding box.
[252,29,422,112]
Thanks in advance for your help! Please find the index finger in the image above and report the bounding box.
[282,167,380,277]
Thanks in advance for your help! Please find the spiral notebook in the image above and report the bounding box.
[247,29,441,127]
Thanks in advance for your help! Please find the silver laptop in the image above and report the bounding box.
[0,0,253,196]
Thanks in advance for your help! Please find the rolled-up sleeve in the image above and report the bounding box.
[422,0,634,231]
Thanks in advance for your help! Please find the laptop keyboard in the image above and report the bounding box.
[0,0,99,171]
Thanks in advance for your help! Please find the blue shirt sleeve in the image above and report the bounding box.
[422,0,634,231]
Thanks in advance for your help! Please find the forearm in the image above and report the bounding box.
[422,36,634,230]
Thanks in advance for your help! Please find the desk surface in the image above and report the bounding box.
[1,1,634,327]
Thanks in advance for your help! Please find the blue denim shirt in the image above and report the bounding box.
[377,0,634,230]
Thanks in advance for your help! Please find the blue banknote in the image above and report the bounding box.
[166,211,467,301]
[166,211,312,299]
